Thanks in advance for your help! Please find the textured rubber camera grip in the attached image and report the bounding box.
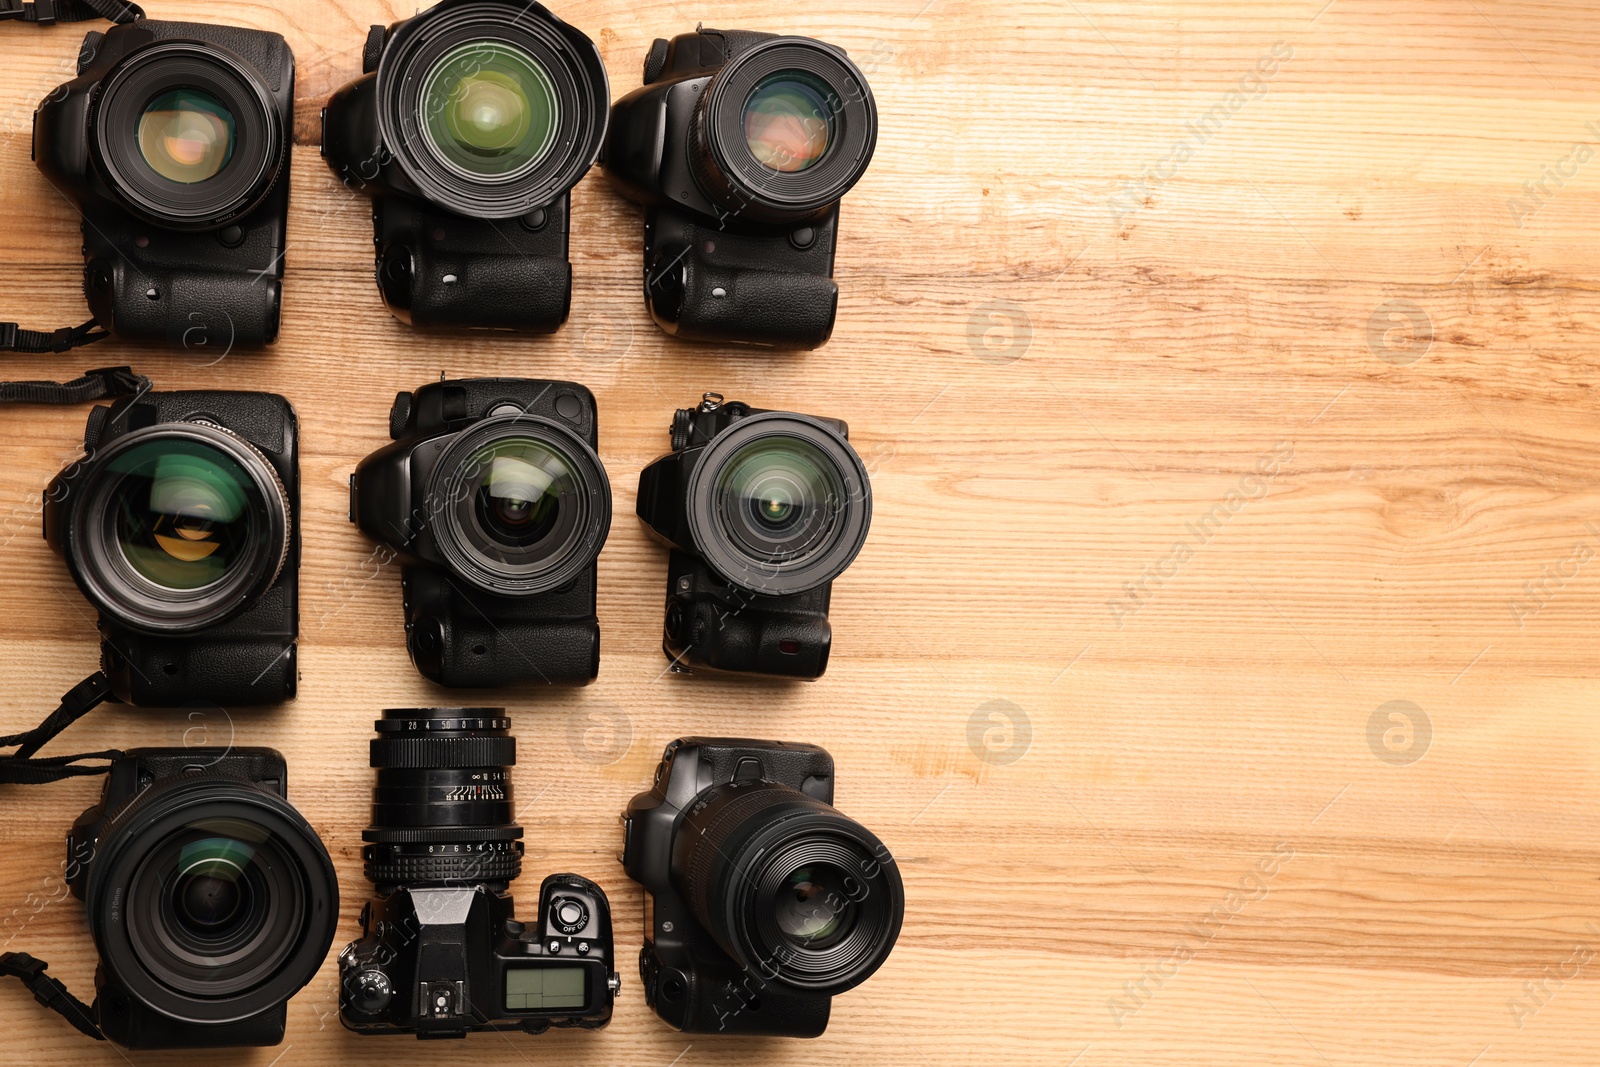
[657,244,838,349]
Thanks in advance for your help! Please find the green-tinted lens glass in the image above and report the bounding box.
[108,440,259,591]
[420,41,559,180]
[714,434,847,566]
[136,88,236,183]
[742,71,835,173]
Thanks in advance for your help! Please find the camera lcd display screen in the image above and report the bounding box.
[504,964,586,1011]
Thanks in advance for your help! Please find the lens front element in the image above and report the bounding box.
[773,863,858,947]
[108,440,263,592]
[742,71,834,173]
[420,41,560,181]
[137,88,236,183]
[715,434,847,569]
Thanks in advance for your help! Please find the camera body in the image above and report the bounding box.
[636,395,869,679]
[65,747,337,1049]
[339,874,617,1037]
[43,389,299,706]
[623,738,903,1037]
[320,0,608,333]
[33,19,294,347]
[603,29,878,348]
[352,378,609,688]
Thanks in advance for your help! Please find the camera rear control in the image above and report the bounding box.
[551,897,588,935]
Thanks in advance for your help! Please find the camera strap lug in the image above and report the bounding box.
[0,953,103,1040]
[0,0,140,23]
[0,365,149,405]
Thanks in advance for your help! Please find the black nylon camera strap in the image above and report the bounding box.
[0,0,141,25]
[0,319,110,354]
[0,675,119,1040]
[0,365,147,405]
[0,953,103,1040]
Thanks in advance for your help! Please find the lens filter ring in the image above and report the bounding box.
[377,0,609,217]
[92,40,283,228]
[68,422,291,635]
[426,414,611,597]
[684,412,871,597]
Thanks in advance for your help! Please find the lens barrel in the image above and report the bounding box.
[683,412,871,597]
[363,708,524,887]
[92,40,284,228]
[689,37,877,224]
[670,779,903,994]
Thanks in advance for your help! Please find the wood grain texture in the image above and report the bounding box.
[3,0,1600,1063]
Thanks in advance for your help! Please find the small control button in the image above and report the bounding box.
[789,226,816,249]
[520,207,548,231]
[554,393,582,422]
[548,939,561,954]
[578,940,590,955]
[218,224,244,247]
[551,896,588,934]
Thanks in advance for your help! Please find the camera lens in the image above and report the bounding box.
[419,41,560,181]
[742,71,835,173]
[69,424,291,633]
[137,88,236,183]
[430,417,611,596]
[93,41,283,227]
[691,37,877,224]
[685,413,871,597]
[376,0,608,218]
[85,775,337,1024]
[672,780,903,994]
[363,709,524,888]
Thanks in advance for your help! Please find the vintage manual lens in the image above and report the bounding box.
[429,416,611,596]
[419,41,560,181]
[92,41,283,227]
[376,0,608,218]
[137,88,237,183]
[68,424,291,633]
[685,413,871,597]
[85,775,337,1024]
[673,779,903,993]
[364,708,523,888]
[691,37,876,223]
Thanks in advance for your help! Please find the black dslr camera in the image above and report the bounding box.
[340,709,618,1037]
[321,0,608,332]
[43,388,300,706]
[352,377,611,687]
[603,28,878,348]
[33,17,294,348]
[623,738,903,1037]
[637,393,871,679]
[65,747,338,1048]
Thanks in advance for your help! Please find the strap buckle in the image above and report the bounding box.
[0,0,25,21]
[0,322,16,349]
[0,952,47,980]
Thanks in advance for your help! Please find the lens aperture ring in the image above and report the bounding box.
[363,839,523,885]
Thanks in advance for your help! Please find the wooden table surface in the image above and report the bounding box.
[3,0,1599,1063]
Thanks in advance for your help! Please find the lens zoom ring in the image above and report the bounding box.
[369,735,517,769]
[363,849,523,885]
[683,786,825,927]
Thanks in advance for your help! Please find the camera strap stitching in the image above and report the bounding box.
[0,0,141,25]
[0,365,148,404]
[0,671,122,784]
[0,953,104,1040]
[0,318,110,354]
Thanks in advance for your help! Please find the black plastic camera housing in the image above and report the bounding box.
[43,389,300,707]
[623,738,904,1037]
[352,378,611,688]
[603,28,878,348]
[339,708,618,1037]
[636,394,871,679]
[32,18,294,348]
[65,747,338,1049]
[320,0,608,333]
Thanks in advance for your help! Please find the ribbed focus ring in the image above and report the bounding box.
[368,734,517,769]
[363,843,523,885]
